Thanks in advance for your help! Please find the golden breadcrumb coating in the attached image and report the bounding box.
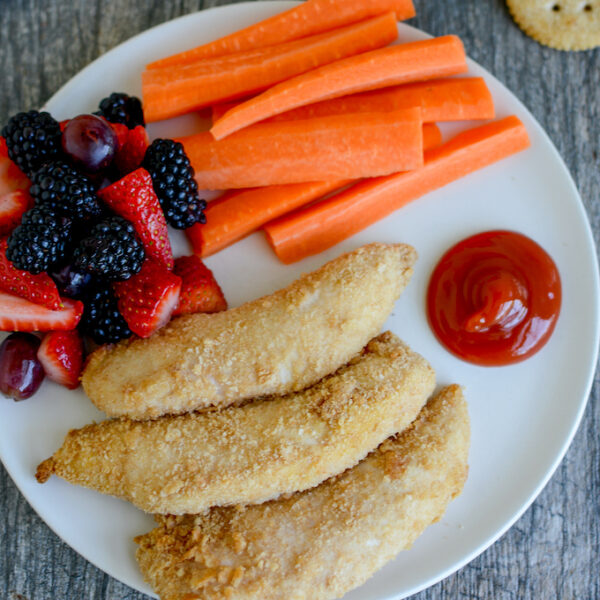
[37,333,434,515]
[134,385,470,600]
[81,243,417,420]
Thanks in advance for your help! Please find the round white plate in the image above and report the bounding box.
[1,2,598,599]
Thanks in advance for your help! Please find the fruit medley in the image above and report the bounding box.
[0,94,226,400]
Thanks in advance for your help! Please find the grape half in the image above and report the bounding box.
[0,333,44,400]
[62,114,117,173]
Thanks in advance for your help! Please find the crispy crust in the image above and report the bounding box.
[134,385,470,600]
[82,243,417,420]
[36,333,434,515]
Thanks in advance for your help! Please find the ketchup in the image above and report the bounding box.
[426,230,561,366]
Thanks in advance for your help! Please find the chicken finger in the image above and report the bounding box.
[37,332,434,515]
[135,385,469,600]
[81,242,417,420]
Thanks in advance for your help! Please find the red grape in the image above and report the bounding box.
[61,114,117,173]
[0,333,44,400]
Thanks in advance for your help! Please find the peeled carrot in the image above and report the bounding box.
[187,123,440,256]
[263,116,530,264]
[178,108,424,190]
[210,35,468,139]
[187,180,351,257]
[147,0,415,69]
[212,78,495,124]
[422,123,442,150]
[142,13,398,123]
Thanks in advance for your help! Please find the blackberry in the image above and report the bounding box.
[96,93,145,129]
[1,111,63,176]
[80,286,132,344]
[143,139,206,229]
[6,204,72,274]
[73,216,144,281]
[30,161,103,221]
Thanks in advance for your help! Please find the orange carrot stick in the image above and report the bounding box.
[179,108,424,190]
[263,116,530,264]
[188,122,440,257]
[212,78,494,124]
[142,13,398,123]
[210,35,468,139]
[187,180,351,257]
[147,0,415,69]
[422,123,442,150]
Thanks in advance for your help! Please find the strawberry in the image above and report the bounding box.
[0,237,62,309]
[113,259,181,338]
[0,292,83,331]
[0,190,33,235]
[59,119,70,132]
[109,121,129,151]
[37,330,83,389]
[114,125,149,175]
[184,221,204,256]
[0,136,30,197]
[172,255,227,317]
[98,168,174,269]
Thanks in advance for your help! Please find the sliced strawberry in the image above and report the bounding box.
[0,292,83,331]
[173,255,227,317]
[98,168,174,269]
[184,221,204,256]
[113,259,181,338]
[109,122,129,151]
[114,125,149,175]
[37,330,83,389]
[0,237,62,309]
[0,137,30,197]
[0,190,33,235]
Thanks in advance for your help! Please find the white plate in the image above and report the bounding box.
[1,2,598,599]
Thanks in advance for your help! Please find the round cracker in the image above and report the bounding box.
[506,0,600,51]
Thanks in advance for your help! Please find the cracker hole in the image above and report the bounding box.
[552,3,561,10]
[583,3,592,11]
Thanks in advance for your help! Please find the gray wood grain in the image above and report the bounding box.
[1,1,599,599]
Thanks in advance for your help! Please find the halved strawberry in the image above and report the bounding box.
[98,168,174,269]
[0,292,83,331]
[113,259,181,338]
[172,255,227,317]
[109,122,129,152]
[114,125,149,175]
[0,137,30,197]
[37,330,83,389]
[0,237,62,309]
[0,190,33,235]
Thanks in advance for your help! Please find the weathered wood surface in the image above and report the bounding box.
[1,1,599,599]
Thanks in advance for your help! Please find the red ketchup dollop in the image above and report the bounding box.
[427,230,561,366]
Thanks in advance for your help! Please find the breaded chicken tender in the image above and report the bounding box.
[81,243,417,420]
[36,333,434,515]
[134,385,470,600]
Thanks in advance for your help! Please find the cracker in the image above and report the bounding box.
[506,0,600,50]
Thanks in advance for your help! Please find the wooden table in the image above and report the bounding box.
[1,1,599,599]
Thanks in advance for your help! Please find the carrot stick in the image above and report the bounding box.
[212,78,494,124]
[263,116,530,264]
[210,35,468,139]
[422,123,442,150]
[187,123,440,257]
[178,108,424,190]
[142,13,398,123]
[187,180,351,257]
[147,0,415,69]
